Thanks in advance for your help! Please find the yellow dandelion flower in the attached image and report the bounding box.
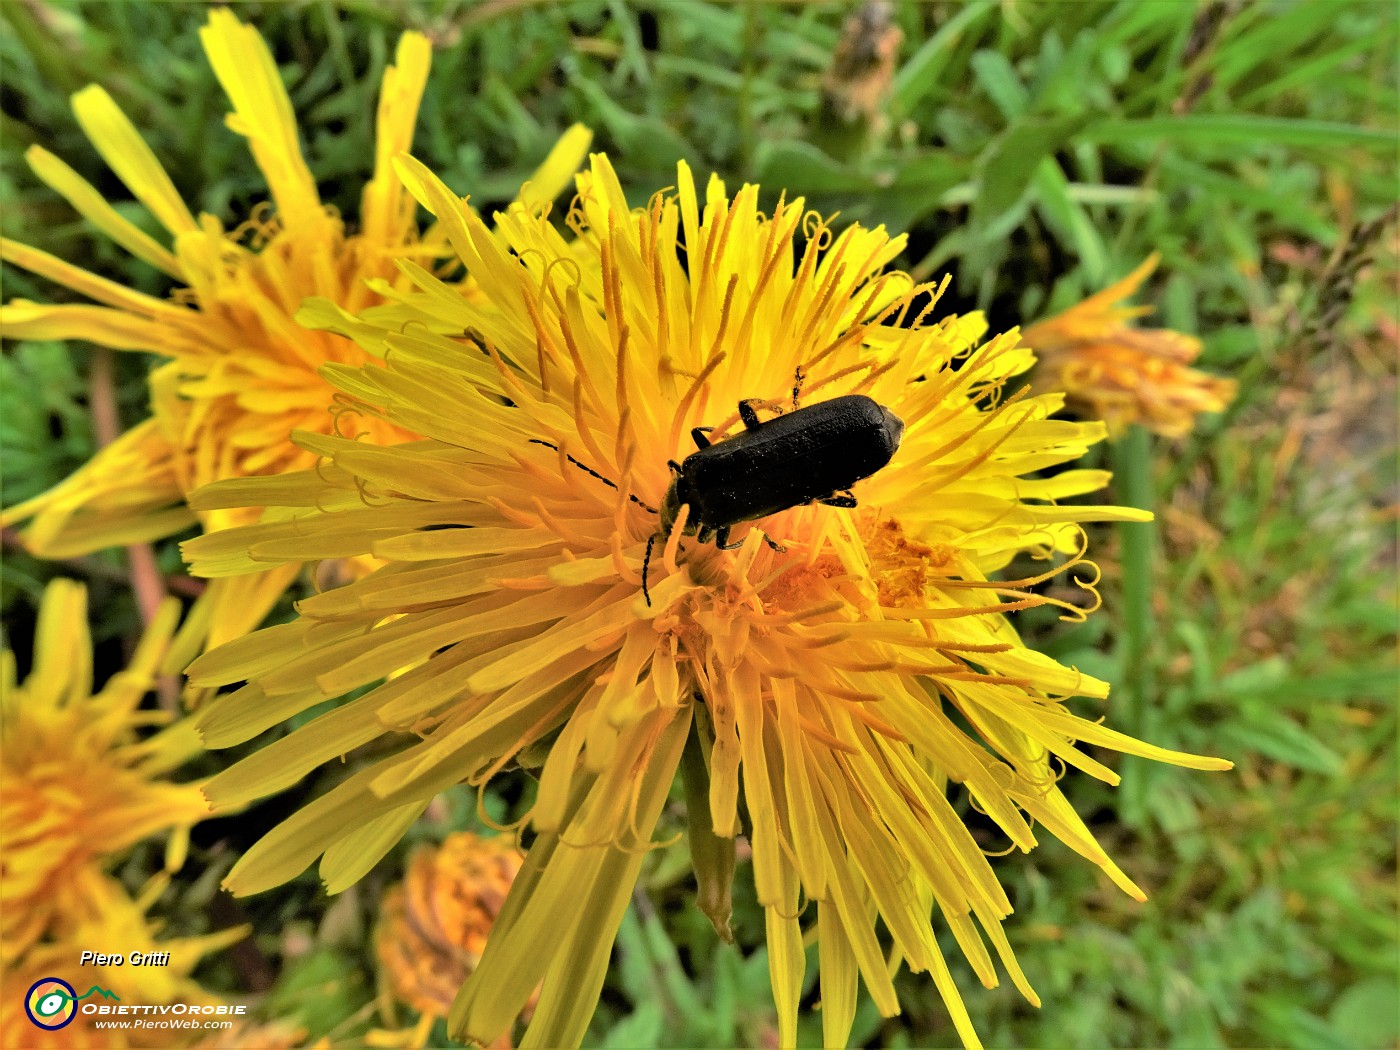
[1022,254,1238,438]
[1,579,210,965]
[182,156,1232,1050]
[1,8,590,659]
[1,866,242,1049]
[372,833,529,1048]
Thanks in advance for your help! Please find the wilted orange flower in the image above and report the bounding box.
[0,8,589,661]
[373,834,528,1048]
[1023,254,1237,438]
[823,1,903,124]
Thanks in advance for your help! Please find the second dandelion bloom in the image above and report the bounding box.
[0,11,436,655]
[1023,254,1238,439]
[0,580,240,1047]
[1,580,208,963]
[1,8,590,658]
[183,156,1231,1049]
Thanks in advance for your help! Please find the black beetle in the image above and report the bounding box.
[643,392,905,604]
[533,388,906,606]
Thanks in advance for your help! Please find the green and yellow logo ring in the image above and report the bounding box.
[25,977,78,1030]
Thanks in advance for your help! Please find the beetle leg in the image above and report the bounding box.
[714,526,743,550]
[817,490,858,509]
[738,399,764,430]
[696,524,714,545]
[690,426,714,449]
[668,459,684,475]
[762,532,787,553]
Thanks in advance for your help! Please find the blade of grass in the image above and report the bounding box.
[1113,424,1156,741]
[1086,114,1394,148]
[889,0,996,117]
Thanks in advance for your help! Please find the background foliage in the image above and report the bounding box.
[2,1,1396,1047]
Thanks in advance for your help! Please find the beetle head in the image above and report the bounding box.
[658,474,691,535]
[881,405,906,453]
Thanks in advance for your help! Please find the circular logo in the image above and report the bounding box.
[25,977,77,1031]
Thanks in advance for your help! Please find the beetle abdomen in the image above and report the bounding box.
[682,394,903,527]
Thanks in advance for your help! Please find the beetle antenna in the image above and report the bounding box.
[529,439,658,514]
[642,533,657,607]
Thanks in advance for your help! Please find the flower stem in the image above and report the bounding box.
[90,348,179,712]
[1113,424,1155,741]
[680,713,735,943]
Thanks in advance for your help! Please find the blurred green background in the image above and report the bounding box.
[2,2,1396,1047]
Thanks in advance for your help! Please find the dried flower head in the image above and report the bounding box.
[375,833,529,1047]
[822,1,903,124]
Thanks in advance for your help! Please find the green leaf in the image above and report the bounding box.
[570,73,698,175]
[612,906,656,1002]
[1033,156,1108,283]
[1097,41,1130,85]
[753,141,965,232]
[963,114,1090,297]
[1211,1,1356,90]
[602,1001,664,1049]
[753,139,863,194]
[1218,718,1344,775]
[1330,977,1400,1048]
[874,153,968,231]
[708,948,740,1047]
[1086,115,1394,149]
[0,343,96,506]
[979,115,1091,223]
[1237,32,1386,110]
[262,947,369,1041]
[1172,621,1216,696]
[1204,324,1260,365]
[1147,783,1205,861]
[1056,647,1121,686]
[1276,670,1399,702]
[1325,599,1400,635]
[640,907,703,1019]
[890,0,997,116]
[1216,656,1290,696]
[1255,1001,1356,1050]
[970,49,1028,121]
[1159,154,1336,242]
